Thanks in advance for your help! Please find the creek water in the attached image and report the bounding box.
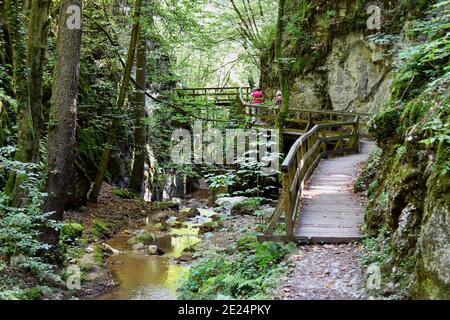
[96,208,215,300]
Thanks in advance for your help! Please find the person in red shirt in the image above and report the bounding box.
[250,88,263,116]
[250,88,264,104]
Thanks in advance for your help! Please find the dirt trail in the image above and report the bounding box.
[275,141,375,300]
[275,243,367,300]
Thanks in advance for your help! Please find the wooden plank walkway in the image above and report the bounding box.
[294,141,375,243]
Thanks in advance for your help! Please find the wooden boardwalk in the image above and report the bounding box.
[175,86,374,243]
[294,141,374,243]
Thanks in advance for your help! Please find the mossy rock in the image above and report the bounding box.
[198,221,223,234]
[231,198,263,215]
[127,231,156,246]
[153,222,168,232]
[177,207,200,221]
[91,219,115,239]
[151,201,180,211]
[60,223,84,243]
[112,188,136,199]
[369,108,403,147]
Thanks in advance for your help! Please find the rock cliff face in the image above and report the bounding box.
[261,0,424,113]
[286,32,395,114]
[263,0,449,299]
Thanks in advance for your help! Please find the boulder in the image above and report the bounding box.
[179,252,193,261]
[60,223,84,243]
[177,207,200,221]
[199,221,223,234]
[102,243,121,255]
[151,201,180,211]
[153,222,168,232]
[132,243,145,251]
[171,221,184,229]
[215,196,248,208]
[145,245,159,255]
[231,198,262,215]
[127,231,156,246]
[152,211,173,222]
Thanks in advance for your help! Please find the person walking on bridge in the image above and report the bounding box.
[275,90,282,108]
[250,87,264,116]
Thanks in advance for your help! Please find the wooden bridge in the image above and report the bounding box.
[174,86,373,243]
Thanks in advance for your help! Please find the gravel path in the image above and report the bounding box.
[275,243,367,300]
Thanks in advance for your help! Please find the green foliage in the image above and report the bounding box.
[392,1,450,101]
[180,234,295,299]
[361,234,392,267]
[355,147,382,193]
[0,147,56,279]
[420,116,450,147]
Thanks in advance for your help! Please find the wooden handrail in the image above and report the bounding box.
[265,117,360,239]
[238,87,372,118]
[173,86,363,241]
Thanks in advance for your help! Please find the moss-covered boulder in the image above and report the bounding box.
[151,201,179,211]
[127,231,156,246]
[90,219,115,239]
[176,207,200,221]
[231,198,262,215]
[61,223,84,243]
[198,221,223,234]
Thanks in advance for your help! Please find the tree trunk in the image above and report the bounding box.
[42,0,82,252]
[129,33,147,194]
[27,0,52,159]
[89,0,142,203]
[274,0,289,136]
[4,0,36,205]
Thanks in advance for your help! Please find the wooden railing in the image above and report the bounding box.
[261,118,360,241]
[175,86,251,105]
[174,86,364,241]
[237,87,369,130]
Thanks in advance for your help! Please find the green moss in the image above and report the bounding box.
[369,108,403,146]
[151,201,179,211]
[231,198,263,215]
[94,245,104,264]
[60,223,84,243]
[414,257,450,299]
[91,219,114,239]
[403,101,430,127]
[112,188,136,199]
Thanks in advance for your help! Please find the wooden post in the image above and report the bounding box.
[283,173,293,238]
[355,116,360,153]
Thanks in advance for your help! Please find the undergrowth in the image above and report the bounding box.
[179,233,296,300]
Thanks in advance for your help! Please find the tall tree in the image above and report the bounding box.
[4,0,36,205]
[4,0,52,205]
[27,0,52,159]
[129,32,147,194]
[89,0,143,203]
[274,0,289,134]
[42,0,83,250]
